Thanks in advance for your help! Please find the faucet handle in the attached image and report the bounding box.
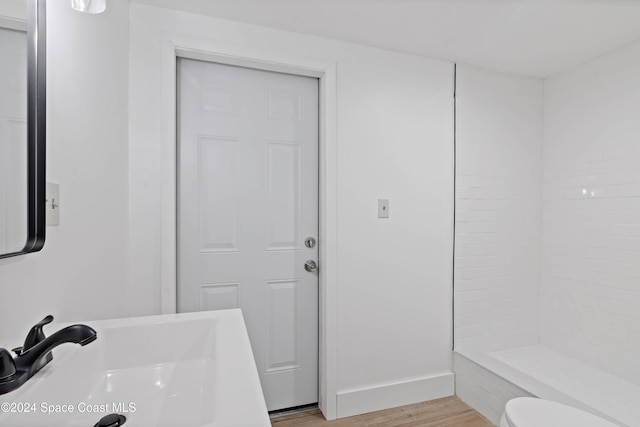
[0,348,16,380]
[14,315,54,355]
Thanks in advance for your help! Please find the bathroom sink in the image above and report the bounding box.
[0,309,270,427]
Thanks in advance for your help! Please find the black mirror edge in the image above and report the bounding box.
[0,0,46,260]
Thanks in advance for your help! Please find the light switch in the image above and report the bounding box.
[378,199,389,218]
[46,182,60,226]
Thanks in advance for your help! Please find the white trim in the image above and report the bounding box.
[154,33,339,420]
[336,373,455,419]
[158,33,178,315]
[175,48,324,78]
[318,61,339,420]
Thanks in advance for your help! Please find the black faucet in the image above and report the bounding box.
[0,315,97,395]
[12,315,55,373]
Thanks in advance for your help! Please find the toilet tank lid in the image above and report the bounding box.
[505,398,620,427]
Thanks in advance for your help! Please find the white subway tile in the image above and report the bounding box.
[454,65,542,353]
[542,38,640,379]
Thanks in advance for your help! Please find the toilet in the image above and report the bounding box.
[500,397,620,427]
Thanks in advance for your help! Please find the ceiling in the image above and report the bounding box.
[132,0,640,78]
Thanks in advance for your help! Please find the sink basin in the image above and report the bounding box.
[0,309,270,426]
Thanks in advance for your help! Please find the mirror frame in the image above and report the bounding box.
[0,0,46,259]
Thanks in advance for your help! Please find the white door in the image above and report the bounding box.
[177,58,319,411]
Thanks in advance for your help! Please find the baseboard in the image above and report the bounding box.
[335,373,454,419]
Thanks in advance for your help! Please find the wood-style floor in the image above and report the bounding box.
[270,396,494,427]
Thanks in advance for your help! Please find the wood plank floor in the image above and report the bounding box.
[270,396,494,427]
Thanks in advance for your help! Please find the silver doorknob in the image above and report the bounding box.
[304,260,318,273]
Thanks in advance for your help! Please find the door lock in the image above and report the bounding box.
[304,237,316,249]
[304,260,318,273]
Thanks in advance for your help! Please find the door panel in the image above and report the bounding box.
[177,58,319,411]
[198,136,239,251]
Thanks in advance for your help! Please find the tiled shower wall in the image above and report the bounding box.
[541,39,640,383]
[454,65,543,352]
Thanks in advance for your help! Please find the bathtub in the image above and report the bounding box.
[454,345,640,427]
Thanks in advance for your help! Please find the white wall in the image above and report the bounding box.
[454,65,543,352]
[0,1,454,418]
[0,0,130,345]
[128,4,454,419]
[541,39,640,383]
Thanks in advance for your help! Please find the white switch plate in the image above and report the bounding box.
[46,182,60,226]
[378,199,389,218]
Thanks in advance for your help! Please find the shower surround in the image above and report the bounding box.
[454,38,640,427]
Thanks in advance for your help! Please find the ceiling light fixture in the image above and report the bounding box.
[71,0,106,14]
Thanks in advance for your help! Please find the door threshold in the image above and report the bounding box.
[269,403,319,419]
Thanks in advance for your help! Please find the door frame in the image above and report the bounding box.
[152,34,338,419]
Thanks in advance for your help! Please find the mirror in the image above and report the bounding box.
[0,0,45,259]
